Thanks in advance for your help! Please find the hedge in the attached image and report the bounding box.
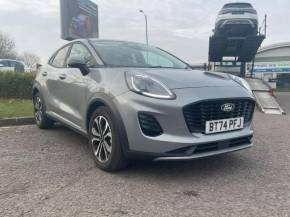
[0,72,36,99]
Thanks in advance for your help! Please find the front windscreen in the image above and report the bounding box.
[90,41,188,69]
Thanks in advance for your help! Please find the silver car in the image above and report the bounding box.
[33,39,255,171]
[215,2,258,37]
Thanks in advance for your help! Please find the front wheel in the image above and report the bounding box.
[89,106,128,172]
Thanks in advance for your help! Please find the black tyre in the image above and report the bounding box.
[33,92,54,129]
[89,106,128,172]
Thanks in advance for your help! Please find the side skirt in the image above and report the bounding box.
[46,111,88,138]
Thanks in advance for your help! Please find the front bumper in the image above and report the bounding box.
[154,138,253,161]
[115,86,255,159]
[215,14,258,37]
[216,13,258,28]
[218,19,257,29]
[154,144,253,161]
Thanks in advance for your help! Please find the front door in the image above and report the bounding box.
[45,45,71,116]
[57,43,98,129]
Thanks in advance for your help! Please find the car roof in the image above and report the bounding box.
[0,59,24,64]
[72,39,148,47]
[223,2,253,8]
[48,39,152,64]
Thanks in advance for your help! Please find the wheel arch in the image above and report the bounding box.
[86,99,107,131]
[32,82,41,100]
[86,95,130,155]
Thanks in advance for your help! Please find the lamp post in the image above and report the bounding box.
[139,10,148,45]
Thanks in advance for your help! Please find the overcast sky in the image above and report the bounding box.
[0,0,289,63]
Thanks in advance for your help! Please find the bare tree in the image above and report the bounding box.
[0,31,41,71]
[0,32,16,59]
[19,52,41,70]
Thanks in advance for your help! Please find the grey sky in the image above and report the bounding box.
[0,0,289,63]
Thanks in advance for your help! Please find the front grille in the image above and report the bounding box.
[138,113,163,137]
[183,98,255,134]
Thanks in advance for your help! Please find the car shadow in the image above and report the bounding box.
[122,153,252,179]
[52,124,254,180]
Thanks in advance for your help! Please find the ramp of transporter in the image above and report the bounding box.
[246,78,285,115]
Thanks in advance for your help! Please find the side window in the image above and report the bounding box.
[15,62,25,72]
[68,43,97,67]
[9,61,16,67]
[142,51,174,68]
[52,46,70,68]
[0,61,9,67]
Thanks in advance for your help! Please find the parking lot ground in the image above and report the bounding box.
[276,91,290,114]
[1,103,290,216]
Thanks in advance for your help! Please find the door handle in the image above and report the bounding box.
[59,74,67,80]
[42,72,48,77]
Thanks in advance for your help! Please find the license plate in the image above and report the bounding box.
[205,117,244,134]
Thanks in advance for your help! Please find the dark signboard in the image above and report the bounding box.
[60,0,99,40]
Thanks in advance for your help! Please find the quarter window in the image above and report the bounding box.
[52,46,70,68]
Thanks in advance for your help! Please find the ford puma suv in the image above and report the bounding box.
[215,2,258,37]
[33,39,255,171]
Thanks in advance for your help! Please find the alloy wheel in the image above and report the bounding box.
[34,96,43,124]
[91,116,113,163]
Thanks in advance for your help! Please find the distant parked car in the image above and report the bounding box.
[0,59,25,72]
[215,2,258,37]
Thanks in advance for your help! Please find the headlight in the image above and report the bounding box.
[229,75,252,93]
[125,72,175,99]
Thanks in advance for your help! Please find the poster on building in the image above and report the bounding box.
[60,0,99,41]
[253,62,290,73]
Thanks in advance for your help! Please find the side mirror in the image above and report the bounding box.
[67,57,90,76]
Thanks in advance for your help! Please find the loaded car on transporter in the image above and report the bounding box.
[33,39,255,171]
[215,2,259,37]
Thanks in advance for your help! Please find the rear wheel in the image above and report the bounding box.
[89,106,128,172]
[33,92,54,129]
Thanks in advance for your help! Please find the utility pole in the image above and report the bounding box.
[139,10,148,45]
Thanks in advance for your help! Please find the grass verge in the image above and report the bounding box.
[0,99,33,119]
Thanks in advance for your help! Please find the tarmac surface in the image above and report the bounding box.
[1,93,290,217]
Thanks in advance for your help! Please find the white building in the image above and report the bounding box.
[250,42,290,89]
